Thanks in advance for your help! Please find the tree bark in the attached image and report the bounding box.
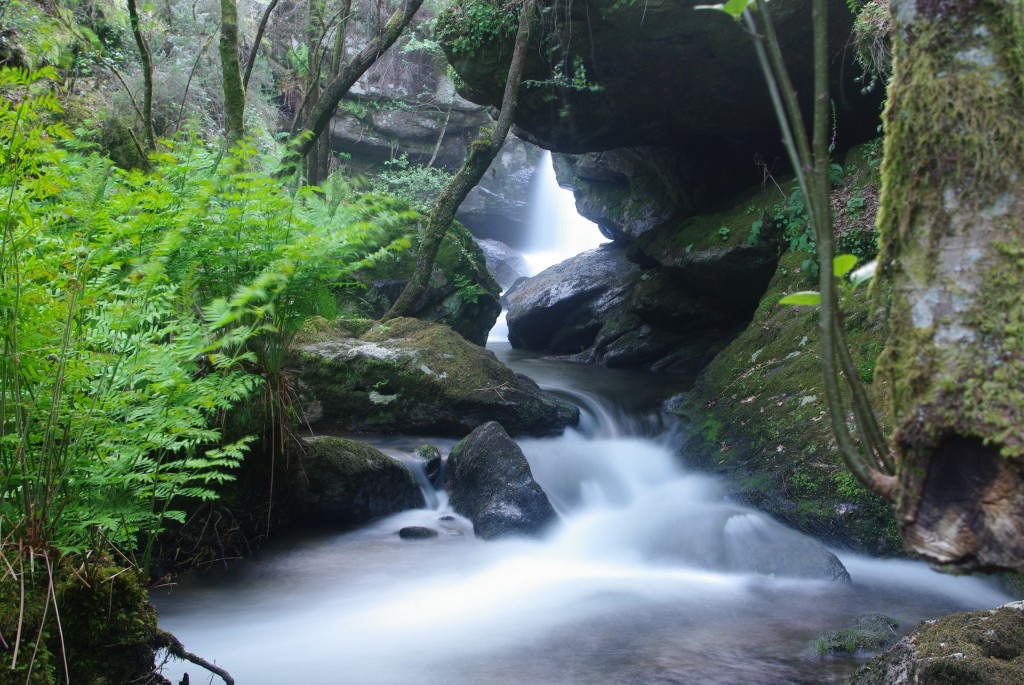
[243,0,280,93]
[126,0,154,150]
[283,0,424,175]
[878,0,1024,572]
[384,0,537,321]
[219,0,246,143]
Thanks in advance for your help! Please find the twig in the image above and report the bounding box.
[156,629,235,685]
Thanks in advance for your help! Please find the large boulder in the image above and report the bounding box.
[291,436,426,526]
[291,317,579,436]
[475,238,530,291]
[849,602,1024,685]
[446,421,558,539]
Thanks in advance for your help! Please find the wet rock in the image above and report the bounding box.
[816,614,900,656]
[475,238,530,291]
[292,318,579,436]
[505,245,640,354]
[416,443,443,487]
[398,526,439,540]
[446,422,558,540]
[292,437,425,527]
[457,135,542,248]
[849,602,1024,685]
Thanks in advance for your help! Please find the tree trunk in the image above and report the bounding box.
[243,0,281,93]
[283,0,424,175]
[383,0,537,321]
[878,0,1024,572]
[126,0,154,150]
[220,0,246,143]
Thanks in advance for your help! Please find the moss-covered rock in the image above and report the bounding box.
[291,436,426,526]
[849,602,1024,685]
[675,146,900,555]
[446,421,558,539]
[291,317,579,436]
[816,614,900,657]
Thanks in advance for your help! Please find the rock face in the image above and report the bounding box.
[291,437,426,526]
[457,136,542,248]
[849,602,1024,685]
[504,204,780,373]
[291,318,579,436]
[446,422,558,539]
[475,238,530,291]
[439,0,878,209]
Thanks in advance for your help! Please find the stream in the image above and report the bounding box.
[151,343,1009,684]
[152,154,1009,683]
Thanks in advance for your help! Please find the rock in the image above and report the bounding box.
[474,238,530,291]
[291,317,579,436]
[816,614,900,656]
[415,443,443,486]
[353,217,501,346]
[398,526,439,539]
[506,245,641,354]
[457,135,543,248]
[446,421,558,539]
[849,602,1024,685]
[291,437,426,527]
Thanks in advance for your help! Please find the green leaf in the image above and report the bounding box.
[779,291,822,306]
[695,0,755,18]
[833,254,858,279]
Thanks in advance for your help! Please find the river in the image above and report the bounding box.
[151,342,1009,684]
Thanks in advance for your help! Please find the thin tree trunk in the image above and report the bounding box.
[243,0,280,93]
[126,0,154,150]
[220,0,246,143]
[384,0,537,321]
[878,0,1024,573]
[283,0,424,174]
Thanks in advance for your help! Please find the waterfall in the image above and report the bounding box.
[522,151,607,275]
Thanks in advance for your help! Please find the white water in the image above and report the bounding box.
[521,151,607,275]
[152,354,1010,684]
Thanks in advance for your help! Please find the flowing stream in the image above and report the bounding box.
[152,164,1009,684]
[152,346,1009,684]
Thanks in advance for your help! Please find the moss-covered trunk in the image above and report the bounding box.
[220,0,246,143]
[878,0,1024,572]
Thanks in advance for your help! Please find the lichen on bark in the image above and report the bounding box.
[876,0,1024,571]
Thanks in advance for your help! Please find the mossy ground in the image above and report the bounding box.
[678,145,901,554]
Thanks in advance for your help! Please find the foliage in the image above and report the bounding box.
[434,0,522,57]
[371,153,454,211]
[851,1,892,94]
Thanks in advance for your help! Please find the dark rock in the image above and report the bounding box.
[292,318,579,436]
[416,443,443,486]
[849,602,1024,685]
[506,245,641,353]
[398,526,439,540]
[816,614,900,656]
[446,422,558,539]
[475,238,531,291]
[291,437,426,527]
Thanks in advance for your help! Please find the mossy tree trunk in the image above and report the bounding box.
[877,0,1024,572]
[126,0,154,150]
[383,0,537,322]
[220,0,246,143]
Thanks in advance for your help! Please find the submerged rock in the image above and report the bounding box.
[292,318,579,436]
[398,526,439,540]
[816,614,900,656]
[446,422,558,540]
[291,436,425,527]
[849,602,1024,685]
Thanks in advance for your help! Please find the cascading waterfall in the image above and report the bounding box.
[521,150,607,275]
[152,167,1009,684]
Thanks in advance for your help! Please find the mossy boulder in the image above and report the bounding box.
[446,421,558,539]
[849,602,1024,685]
[291,317,579,436]
[673,145,900,554]
[291,436,426,526]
